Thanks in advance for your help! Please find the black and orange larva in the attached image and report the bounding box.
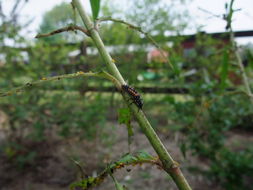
[121,84,143,109]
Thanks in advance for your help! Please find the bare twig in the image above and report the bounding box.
[0,71,121,98]
[10,0,22,16]
[35,25,90,38]
[198,7,223,19]
[70,158,87,180]
[96,16,173,69]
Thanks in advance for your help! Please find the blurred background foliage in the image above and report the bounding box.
[0,0,253,189]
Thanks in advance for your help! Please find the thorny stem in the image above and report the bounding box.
[227,0,253,102]
[72,0,192,189]
[199,0,253,102]
[35,25,90,38]
[0,71,121,97]
[71,152,162,190]
[96,16,173,69]
[71,2,125,84]
[229,30,253,101]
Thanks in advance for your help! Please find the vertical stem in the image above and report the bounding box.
[227,0,253,102]
[132,107,191,190]
[72,0,192,189]
[72,0,125,84]
[229,31,253,102]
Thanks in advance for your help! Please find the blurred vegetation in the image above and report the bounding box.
[38,2,83,43]
[0,0,253,189]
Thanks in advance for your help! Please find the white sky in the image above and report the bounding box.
[2,0,253,44]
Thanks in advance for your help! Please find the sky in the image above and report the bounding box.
[2,0,253,44]
[187,0,253,32]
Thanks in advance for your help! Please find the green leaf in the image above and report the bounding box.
[180,143,187,159]
[220,49,229,90]
[118,108,131,124]
[117,153,137,164]
[170,56,181,76]
[89,0,100,20]
[135,150,153,160]
[118,108,134,151]
[116,151,154,164]
[70,152,157,190]
[69,177,95,190]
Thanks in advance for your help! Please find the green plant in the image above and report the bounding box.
[71,1,192,189]
[1,0,192,189]
[1,0,252,189]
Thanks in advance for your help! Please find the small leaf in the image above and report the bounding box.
[136,151,153,160]
[170,56,181,76]
[118,108,131,124]
[117,153,136,164]
[89,0,100,20]
[118,108,134,152]
[220,49,229,90]
[69,177,95,190]
[180,143,187,159]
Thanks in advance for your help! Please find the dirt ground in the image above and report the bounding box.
[0,120,227,190]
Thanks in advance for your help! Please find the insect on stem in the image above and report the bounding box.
[121,84,143,110]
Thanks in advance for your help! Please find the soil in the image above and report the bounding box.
[0,118,230,190]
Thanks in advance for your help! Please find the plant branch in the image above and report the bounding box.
[70,158,87,180]
[96,16,173,69]
[72,0,192,189]
[70,152,161,190]
[0,71,121,97]
[71,2,125,84]
[198,7,223,19]
[35,25,90,38]
[229,29,253,101]
[230,33,253,101]
[226,0,253,102]
[200,0,253,102]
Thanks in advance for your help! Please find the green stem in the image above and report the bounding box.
[96,16,173,69]
[72,0,192,189]
[229,31,253,101]
[227,0,253,103]
[72,0,125,84]
[0,71,121,97]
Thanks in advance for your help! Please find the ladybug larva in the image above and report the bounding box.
[121,84,143,110]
